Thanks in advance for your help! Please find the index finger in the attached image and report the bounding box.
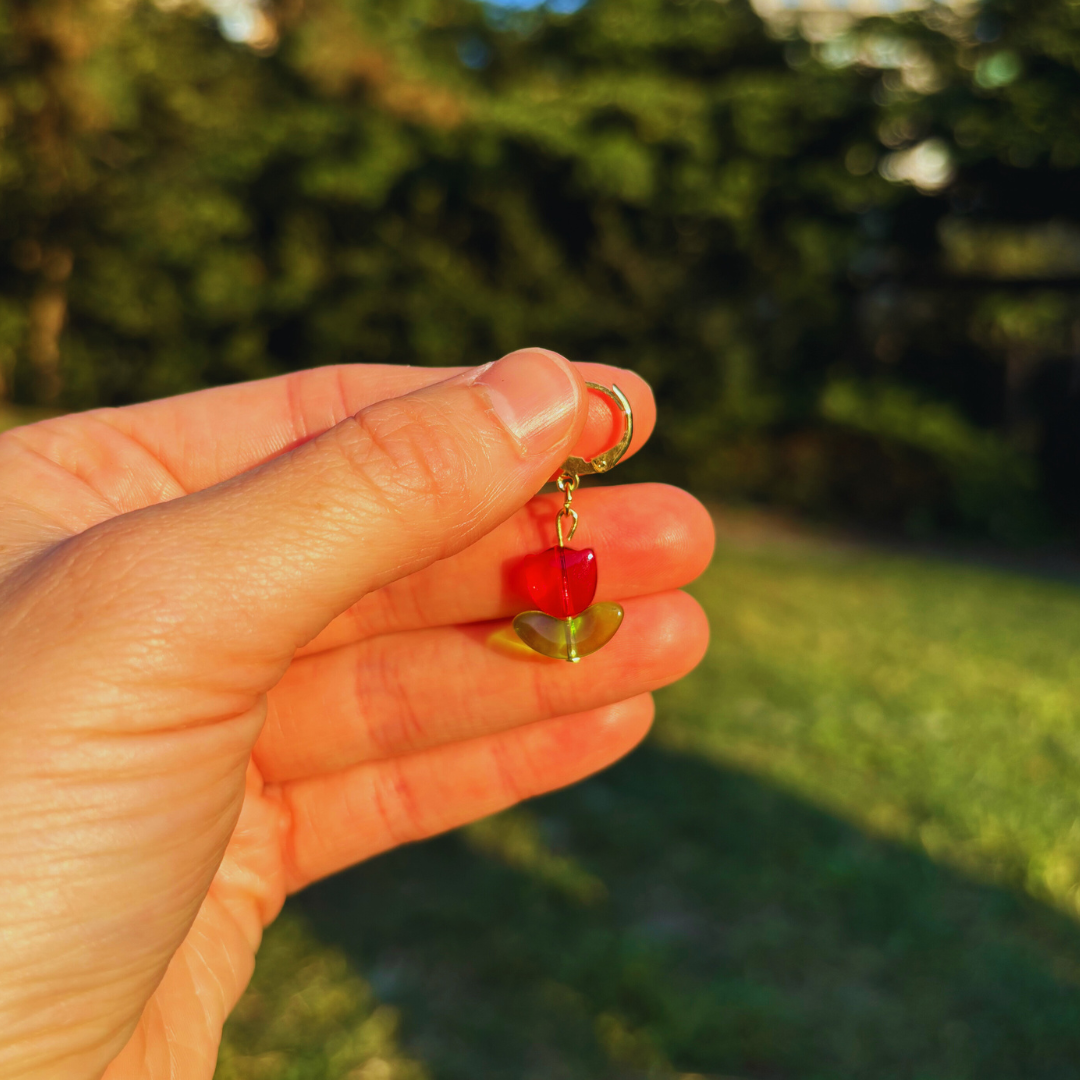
[87,356,656,498]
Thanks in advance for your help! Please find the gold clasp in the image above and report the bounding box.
[555,473,579,546]
[558,383,634,478]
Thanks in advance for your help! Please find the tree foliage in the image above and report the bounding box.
[2,0,1079,536]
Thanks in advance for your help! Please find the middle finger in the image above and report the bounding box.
[256,589,708,782]
[297,482,714,655]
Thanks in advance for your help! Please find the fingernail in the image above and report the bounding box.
[472,349,581,454]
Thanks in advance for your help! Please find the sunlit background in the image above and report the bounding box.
[3,1,1080,1076]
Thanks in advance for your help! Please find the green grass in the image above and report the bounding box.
[218,519,1080,1080]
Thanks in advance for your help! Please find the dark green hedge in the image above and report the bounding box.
[3,0,1080,537]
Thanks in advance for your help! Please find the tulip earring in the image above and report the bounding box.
[513,383,633,662]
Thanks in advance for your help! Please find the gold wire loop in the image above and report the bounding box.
[559,382,634,478]
[555,471,580,546]
[556,505,579,547]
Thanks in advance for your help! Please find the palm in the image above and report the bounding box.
[0,361,711,1080]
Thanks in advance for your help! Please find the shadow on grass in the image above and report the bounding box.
[292,745,1080,1080]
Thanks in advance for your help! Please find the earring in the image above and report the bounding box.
[513,383,633,662]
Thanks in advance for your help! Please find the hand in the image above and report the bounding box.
[0,350,713,1080]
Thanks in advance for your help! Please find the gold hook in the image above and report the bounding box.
[558,382,634,478]
[555,473,579,546]
[556,506,579,547]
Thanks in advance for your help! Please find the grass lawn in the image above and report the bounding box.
[218,516,1080,1080]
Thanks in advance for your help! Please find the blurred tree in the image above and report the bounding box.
[1,0,1078,537]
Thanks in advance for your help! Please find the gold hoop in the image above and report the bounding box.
[558,382,634,477]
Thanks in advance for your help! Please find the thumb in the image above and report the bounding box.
[64,349,587,669]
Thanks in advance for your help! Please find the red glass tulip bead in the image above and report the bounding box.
[523,546,597,619]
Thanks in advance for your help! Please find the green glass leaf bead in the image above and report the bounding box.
[512,602,624,662]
